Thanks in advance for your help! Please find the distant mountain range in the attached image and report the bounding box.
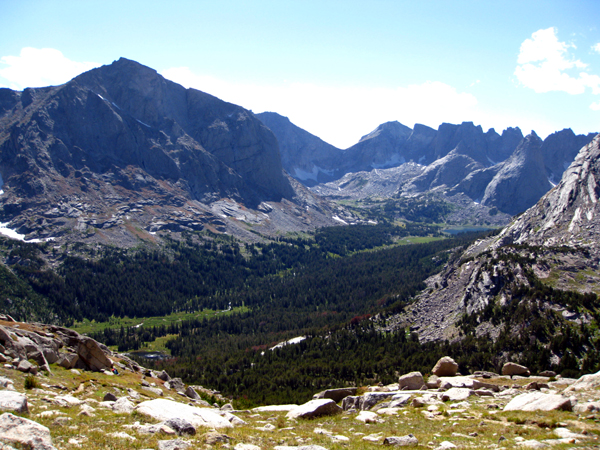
[0,57,597,246]
[257,112,595,216]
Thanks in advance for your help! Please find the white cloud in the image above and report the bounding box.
[593,43,600,54]
[0,47,100,90]
[162,67,479,148]
[515,28,600,97]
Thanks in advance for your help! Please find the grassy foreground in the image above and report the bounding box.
[6,363,600,450]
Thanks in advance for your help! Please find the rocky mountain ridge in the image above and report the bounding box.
[259,112,595,217]
[0,59,354,246]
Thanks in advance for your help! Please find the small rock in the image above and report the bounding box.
[384,434,419,446]
[158,439,190,450]
[103,392,118,402]
[203,431,231,445]
[164,418,196,436]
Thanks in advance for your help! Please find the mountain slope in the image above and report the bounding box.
[383,134,600,343]
[0,58,344,245]
[255,112,343,186]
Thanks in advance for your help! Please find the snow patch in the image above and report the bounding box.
[371,155,406,169]
[270,336,307,351]
[568,207,582,232]
[332,215,348,225]
[0,223,43,243]
[293,165,334,182]
[136,119,150,128]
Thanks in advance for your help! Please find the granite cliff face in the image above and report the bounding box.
[0,59,347,245]
[383,134,600,343]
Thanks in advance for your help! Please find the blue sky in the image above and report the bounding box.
[0,0,599,148]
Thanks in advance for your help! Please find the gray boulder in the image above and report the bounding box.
[313,387,357,403]
[503,392,573,412]
[441,388,473,402]
[76,337,112,372]
[432,356,459,377]
[185,386,201,400]
[501,362,530,377]
[384,434,419,446]
[164,417,196,436]
[0,391,28,414]
[158,440,191,450]
[0,413,56,450]
[398,372,424,390]
[286,399,342,420]
[135,398,234,429]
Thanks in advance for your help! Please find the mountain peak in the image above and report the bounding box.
[497,133,600,250]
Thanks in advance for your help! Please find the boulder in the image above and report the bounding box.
[166,378,185,392]
[0,391,28,413]
[164,417,196,436]
[135,399,234,429]
[383,434,418,446]
[355,411,383,423]
[426,375,441,389]
[312,387,357,403]
[185,386,201,400]
[0,413,57,450]
[503,392,573,412]
[432,356,459,377]
[501,362,530,377]
[389,394,412,408]
[441,388,473,402]
[57,353,79,369]
[539,370,557,377]
[573,401,600,413]
[103,392,118,402]
[76,337,112,372]
[52,395,82,408]
[16,360,37,374]
[158,440,191,450]
[112,397,135,414]
[565,369,600,392]
[142,386,164,396]
[398,372,425,390]
[157,370,171,382]
[286,399,342,420]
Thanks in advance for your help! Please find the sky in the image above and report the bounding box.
[0,0,599,149]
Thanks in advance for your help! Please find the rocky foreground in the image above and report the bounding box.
[0,320,599,449]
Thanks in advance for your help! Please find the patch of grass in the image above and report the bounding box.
[70,307,249,336]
